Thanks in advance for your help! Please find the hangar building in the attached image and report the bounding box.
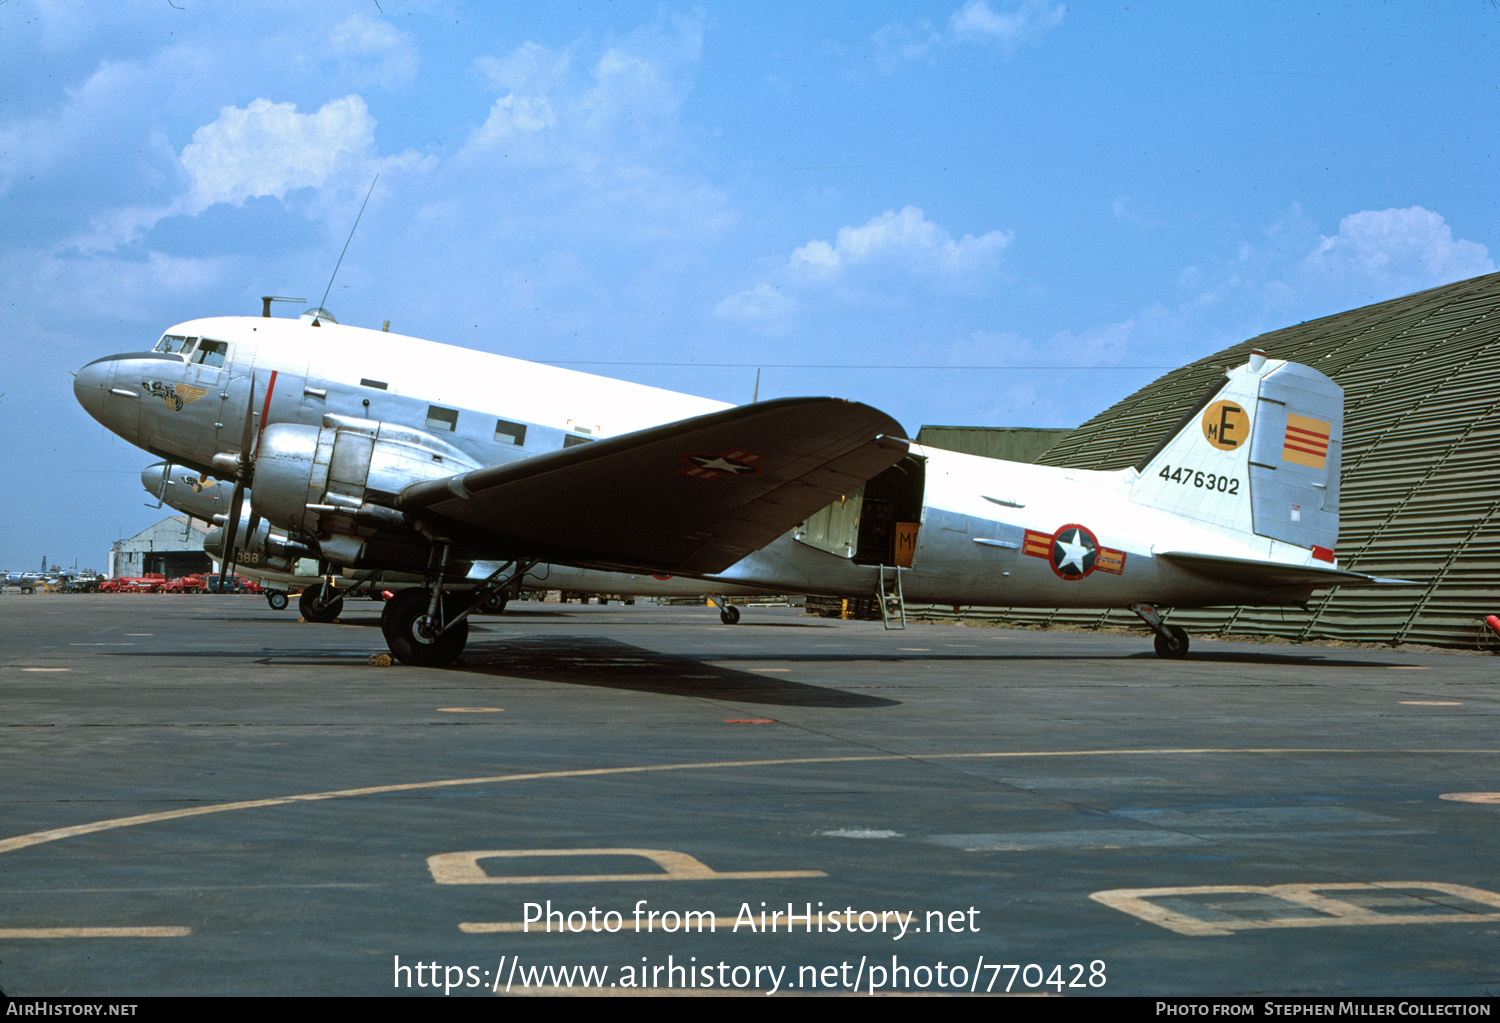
[916,270,1500,650]
[108,516,213,579]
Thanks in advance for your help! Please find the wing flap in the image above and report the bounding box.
[1159,550,1417,589]
[400,397,907,574]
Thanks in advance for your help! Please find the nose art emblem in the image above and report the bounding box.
[142,380,209,412]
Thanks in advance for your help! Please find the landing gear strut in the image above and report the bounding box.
[378,555,537,667]
[709,594,741,625]
[381,588,468,667]
[1130,603,1189,659]
[299,582,343,623]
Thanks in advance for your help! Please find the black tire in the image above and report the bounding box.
[266,590,289,611]
[299,583,344,623]
[381,588,469,667]
[479,592,509,614]
[1154,624,1189,659]
[720,605,741,625]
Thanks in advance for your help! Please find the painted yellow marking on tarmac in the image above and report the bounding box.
[437,707,504,713]
[0,927,190,939]
[19,668,70,672]
[430,848,823,885]
[1401,701,1461,706]
[1439,792,1500,804]
[1092,882,1500,936]
[3,748,1499,858]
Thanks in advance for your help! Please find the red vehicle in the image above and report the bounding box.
[161,574,207,594]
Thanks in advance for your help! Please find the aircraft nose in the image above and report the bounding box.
[141,462,169,497]
[73,356,113,422]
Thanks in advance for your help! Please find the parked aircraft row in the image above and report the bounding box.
[76,305,1406,665]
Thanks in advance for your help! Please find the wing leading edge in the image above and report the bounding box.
[399,397,907,575]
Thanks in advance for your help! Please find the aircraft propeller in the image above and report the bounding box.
[213,372,262,594]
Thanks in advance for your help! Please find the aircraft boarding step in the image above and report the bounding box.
[876,565,906,630]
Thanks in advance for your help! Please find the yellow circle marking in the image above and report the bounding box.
[2,748,1499,857]
[1201,400,1251,450]
[1439,793,1500,804]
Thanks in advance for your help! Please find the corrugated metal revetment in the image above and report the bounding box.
[911,270,1500,650]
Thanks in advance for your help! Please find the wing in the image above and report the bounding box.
[1158,550,1417,589]
[399,397,907,575]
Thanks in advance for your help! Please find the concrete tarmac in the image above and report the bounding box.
[1,594,1497,997]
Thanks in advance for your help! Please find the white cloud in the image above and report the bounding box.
[715,207,1011,329]
[714,283,798,323]
[70,94,430,252]
[1112,196,1164,231]
[875,1,1065,69]
[329,13,419,89]
[1303,206,1493,293]
[950,0,1067,52]
[447,16,733,243]
[787,206,1012,280]
[180,96,378,212]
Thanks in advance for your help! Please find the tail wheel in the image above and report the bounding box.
[266,590,289,611]
[299,583,344,623]
[720,605,741,625]
[1153,624,1190,659]
[381,588,469,667]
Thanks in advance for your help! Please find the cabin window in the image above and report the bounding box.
[426,405,459,432]
[155,335,193,354]
[360,378,388,390]
[495,420,527,446]
[192,339,228,367]
[563,434,594,448]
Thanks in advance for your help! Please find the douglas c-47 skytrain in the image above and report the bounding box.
[75,306,1407,666]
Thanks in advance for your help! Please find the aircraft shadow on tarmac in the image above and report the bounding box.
[458,635,900,708]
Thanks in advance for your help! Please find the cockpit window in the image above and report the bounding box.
[154,335,194,354]
[192,339,229,368]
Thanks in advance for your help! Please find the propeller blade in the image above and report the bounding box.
[217,372,260,593]
[217,481,245,592]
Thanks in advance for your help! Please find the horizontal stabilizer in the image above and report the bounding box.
[400,397,908,575]
[1158,550,1417,589]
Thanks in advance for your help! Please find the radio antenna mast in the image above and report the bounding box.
[317,174,378,317]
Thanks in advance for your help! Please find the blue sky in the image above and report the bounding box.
[3,1,1497,571]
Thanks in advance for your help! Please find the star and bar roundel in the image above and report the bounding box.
[1022,523,1127,581]
[680,449,765,480]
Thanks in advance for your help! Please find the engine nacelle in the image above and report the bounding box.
[251,415,480,566]
[203,522,314,575]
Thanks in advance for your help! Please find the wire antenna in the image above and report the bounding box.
[318,174,379,314]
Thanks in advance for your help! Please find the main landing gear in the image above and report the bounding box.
[1130,603,1190,659]
[299,582,343,623]
[378,552,537,667]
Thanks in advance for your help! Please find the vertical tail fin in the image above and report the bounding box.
[1129,351,1343,556]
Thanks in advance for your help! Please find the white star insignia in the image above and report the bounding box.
[1055,529,1091,573]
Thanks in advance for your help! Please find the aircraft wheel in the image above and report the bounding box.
[480,592,509,614]
[381,588,468,667]
[266,590,289,611]
[299,583,344,624]
[720,605,741,625]
[1153,624,1189,659]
